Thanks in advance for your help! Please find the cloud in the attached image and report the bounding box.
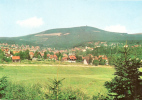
[104,25,127,33]
[17,17,43,28]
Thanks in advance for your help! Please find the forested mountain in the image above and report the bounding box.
[0,26,142,49]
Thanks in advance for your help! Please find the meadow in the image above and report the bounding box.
[0,64,115,97]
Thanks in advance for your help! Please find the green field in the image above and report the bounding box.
[0,64,115,96]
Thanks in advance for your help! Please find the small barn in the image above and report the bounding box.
[12,56,20,62]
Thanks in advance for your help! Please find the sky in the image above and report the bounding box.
[0,0,142,37]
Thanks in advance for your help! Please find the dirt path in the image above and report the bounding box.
[0,64,113,68]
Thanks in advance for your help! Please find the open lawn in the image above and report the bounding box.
[0,64,115,96]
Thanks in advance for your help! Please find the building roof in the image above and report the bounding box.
[40,52,44,57]
[12,56,20,60]
[29,52,34,55]
[47,54,50,57]
[69,55,77,60]
[13,51,20,54]
[6,54,12,57]
[62,57,68,60]
[50,55,57,59]
[99,55,108,60]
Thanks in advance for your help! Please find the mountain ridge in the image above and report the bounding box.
[0,26,141,49]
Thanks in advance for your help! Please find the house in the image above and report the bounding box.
[6,54,12,58]
[40,52,44,58]
[13,51,20,54]
[93,56,98,60]
[62,57,68,61]
[63,53,68,57]
[83,55,96,65]
[49,55,57,60]
[53,55,57,60]
[4,48,10,54]
[68,55,77,63]
[12,56,20,62]
[98,55,108,65]
[47,54,50,59]
[29,52,34,59]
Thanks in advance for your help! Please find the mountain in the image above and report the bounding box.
[0,26,142,49]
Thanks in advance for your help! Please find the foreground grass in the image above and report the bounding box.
[0,64,115,96]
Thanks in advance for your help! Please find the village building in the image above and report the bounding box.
[68,55,77,63]
[6,54,12,58]
[47,54,50,59]
[12,56,20,62]
[49,55,57,60]
[40,52,44,58]
[13,51,20,54]
[29,52,34,59]
[62,57,68,61]
[98,55,108,65]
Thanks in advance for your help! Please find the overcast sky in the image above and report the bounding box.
[0,0,142,37]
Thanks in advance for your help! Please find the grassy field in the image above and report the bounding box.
[0,64,115,96]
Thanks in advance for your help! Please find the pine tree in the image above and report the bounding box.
[104,47,142,100]
[44,52,47,59]
[25,49,30,60]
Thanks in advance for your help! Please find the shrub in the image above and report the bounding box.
[5,83,45,100]
[46,78,65,100]
[0,76,8,98]
[3,57,12,62]
[93,60,99,66]
[62,87,90,100]
[99,57,106,65]
[92,93,113,100]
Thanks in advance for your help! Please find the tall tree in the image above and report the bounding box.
[33,50,39,58]
[56,52,63,61]
[0,50,4,63]
[25,49,30,60]
[44,51,47,59]
[104,47,142,100]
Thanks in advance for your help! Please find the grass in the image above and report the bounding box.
[0,64,115,96]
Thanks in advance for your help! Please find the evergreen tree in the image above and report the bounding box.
[88,55,92,64]
[44,52,47,59]
[19,51,25,60]
[76,54,83,62]
[104,47,142,100]
[33,50,39,58]
[0,50,4,63]
[25,49,30,60]
[93,60,99,66]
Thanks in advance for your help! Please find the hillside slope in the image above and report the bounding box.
[0,26,142,49]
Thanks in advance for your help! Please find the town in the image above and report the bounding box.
[0,41,141,66]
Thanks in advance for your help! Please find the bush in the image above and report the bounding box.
[93,60,99,66]
[0,76,8,98]
[62,87,90,100]
[99,58,106,65]
[3,57,12,62]
[92,93,113,100]
[5,83,45,100]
